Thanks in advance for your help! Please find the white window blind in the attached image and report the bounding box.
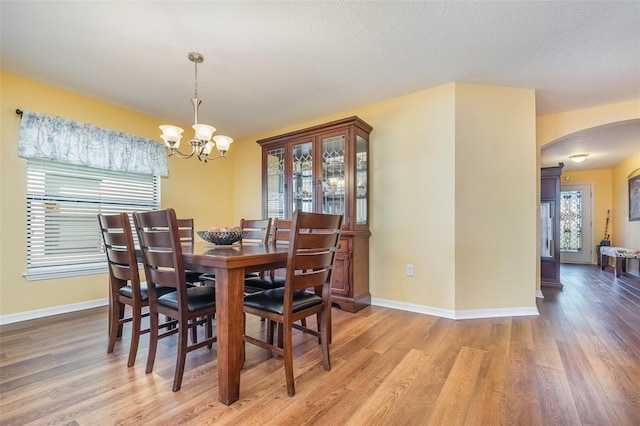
[26,158,160,280]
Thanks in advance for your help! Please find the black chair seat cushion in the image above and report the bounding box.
[157,286,216,312]
[243,288,322,315]
[118,282,176,300]
[244,275,286,290]
[185,271,204,283]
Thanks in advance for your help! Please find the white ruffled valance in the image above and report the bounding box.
[18,110,169,177]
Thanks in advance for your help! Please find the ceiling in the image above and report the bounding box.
[541,119,640,172]
[1,1,639,170]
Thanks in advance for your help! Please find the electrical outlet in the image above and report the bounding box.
[406,264,414,276]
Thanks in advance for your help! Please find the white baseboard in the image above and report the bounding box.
[2,295,543,325]
[371,298,457,319]
[371,297,539,320]
[536,290,544,299]
[0,298,108,326]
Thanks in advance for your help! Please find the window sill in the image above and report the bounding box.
[24,263,108,281]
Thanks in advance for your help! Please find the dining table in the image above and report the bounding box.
[182,241,288,405]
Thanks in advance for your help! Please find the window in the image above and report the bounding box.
[26,158,160,280]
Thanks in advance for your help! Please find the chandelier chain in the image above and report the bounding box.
[193,56,198,102]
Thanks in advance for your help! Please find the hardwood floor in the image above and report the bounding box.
[1,264,639,425]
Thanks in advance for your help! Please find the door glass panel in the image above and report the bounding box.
[292,142,313,213]
[560,190,582,252]
[560,183,592,264]
[321,135,345,216]
[355,135,368,224]
[266,147,285,219]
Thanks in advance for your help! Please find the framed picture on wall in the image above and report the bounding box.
[630,174,640,221]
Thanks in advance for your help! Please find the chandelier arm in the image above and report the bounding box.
[196,144,208,162]
[168,147,196,159]
[167,141,199,159]
[199,152,227,162]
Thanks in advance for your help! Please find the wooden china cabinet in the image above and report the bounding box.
[257,116,372,312]
[540,164,564,289]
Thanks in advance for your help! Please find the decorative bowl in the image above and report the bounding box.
[197,228,244,245]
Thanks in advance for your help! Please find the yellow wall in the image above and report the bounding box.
[454,83,537,310]
[358,84,458,310]
[612,152,640,273]
[560,169,613,263]
[537,99,640,148]
[0,72,235,316]
[234,82,537,313]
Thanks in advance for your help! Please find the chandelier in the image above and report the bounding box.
[159,52,233,162]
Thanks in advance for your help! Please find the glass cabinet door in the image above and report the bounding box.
[266,147,286,219]
[540,200,555,258]
[355,134,368,225]
[292,142,314,214]
[321,134,346,217]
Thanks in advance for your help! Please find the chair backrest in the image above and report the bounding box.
[272,218,292,246]
[176,218,195,245]
[98,212,142,300]
[133,209,188,302]
[284,211,342,303]
[240,218,272,244]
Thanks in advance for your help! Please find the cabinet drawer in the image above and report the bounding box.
[337,238,350,253]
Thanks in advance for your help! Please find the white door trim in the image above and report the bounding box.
[560,183,594,264]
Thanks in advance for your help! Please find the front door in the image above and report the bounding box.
[560,183,593,264]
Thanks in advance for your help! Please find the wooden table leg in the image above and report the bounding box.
[601,254,607,270]
[615,258,622,278]
[214,267,245,405]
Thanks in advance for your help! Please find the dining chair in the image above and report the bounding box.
[242,218,311,343]
[199,218,273,286]
[242,210,342,396]
[176,218,205,285]
[133,208,217,392]
[98,213,177,367]
[240,218,272,244]
[244,218,289,292]
[254,218,313,345]
[176,218,211,343]
[240,218,273,281]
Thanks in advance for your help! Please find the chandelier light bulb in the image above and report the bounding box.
[212,135,233,152]
[203,141,215,155]
[159,125,184,148]
[193,124,216,141]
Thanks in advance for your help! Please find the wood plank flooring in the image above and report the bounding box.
[1,264,639,425]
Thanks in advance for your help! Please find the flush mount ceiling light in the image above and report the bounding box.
[159,52,233,162]
[569,154,589,163]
